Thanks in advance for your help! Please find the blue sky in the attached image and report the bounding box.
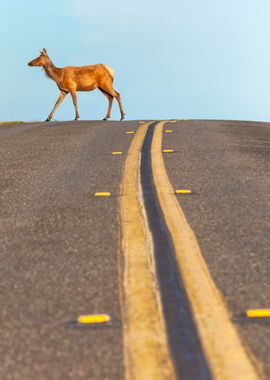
[1,0,270,122]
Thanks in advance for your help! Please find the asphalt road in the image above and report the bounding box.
[0,119,270,379]
[0,120,140,380]
[163,119,270,378]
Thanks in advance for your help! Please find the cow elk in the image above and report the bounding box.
[28,49,125,122]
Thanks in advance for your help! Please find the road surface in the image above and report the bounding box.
[0,119,269,379]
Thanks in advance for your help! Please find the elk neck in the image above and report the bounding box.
[43,59,63,84]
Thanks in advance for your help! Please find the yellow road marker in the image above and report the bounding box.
[165,130,173,133]
[151,121,260,380]
[246,309,270,318]
[77,314,111,324]
[175,189,192,194]
[120,122,176,380]
[163,149,174,153]
[126,131,135,134]
[112,151,123,155]
[94,192,111,197]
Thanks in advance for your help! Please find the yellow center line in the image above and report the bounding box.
[151,121,261,380]
[120,122,176,380]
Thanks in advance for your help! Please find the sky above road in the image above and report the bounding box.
[1,0,270,122]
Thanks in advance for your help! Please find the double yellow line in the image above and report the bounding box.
[120,122,175,379]
[120,121,260,379]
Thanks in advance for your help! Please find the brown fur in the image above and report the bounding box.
[28,48,125,121]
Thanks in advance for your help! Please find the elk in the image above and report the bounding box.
[28,48,125,122]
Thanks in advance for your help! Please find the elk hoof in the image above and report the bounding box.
[103,117,109,121]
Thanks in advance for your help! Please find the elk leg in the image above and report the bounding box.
[46,90,67,121]
[99,85,125,121]
[99,89,114,120]
[115,91,125,121]
[70,91,80,120]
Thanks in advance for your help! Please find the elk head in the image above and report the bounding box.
[28,48,49,67]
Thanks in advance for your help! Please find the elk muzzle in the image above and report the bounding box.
[28,59,37,66]
[28,57,43,66]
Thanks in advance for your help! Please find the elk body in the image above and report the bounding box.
[28,49,125,121]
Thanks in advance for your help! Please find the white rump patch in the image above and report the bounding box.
[104,65,114,79]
